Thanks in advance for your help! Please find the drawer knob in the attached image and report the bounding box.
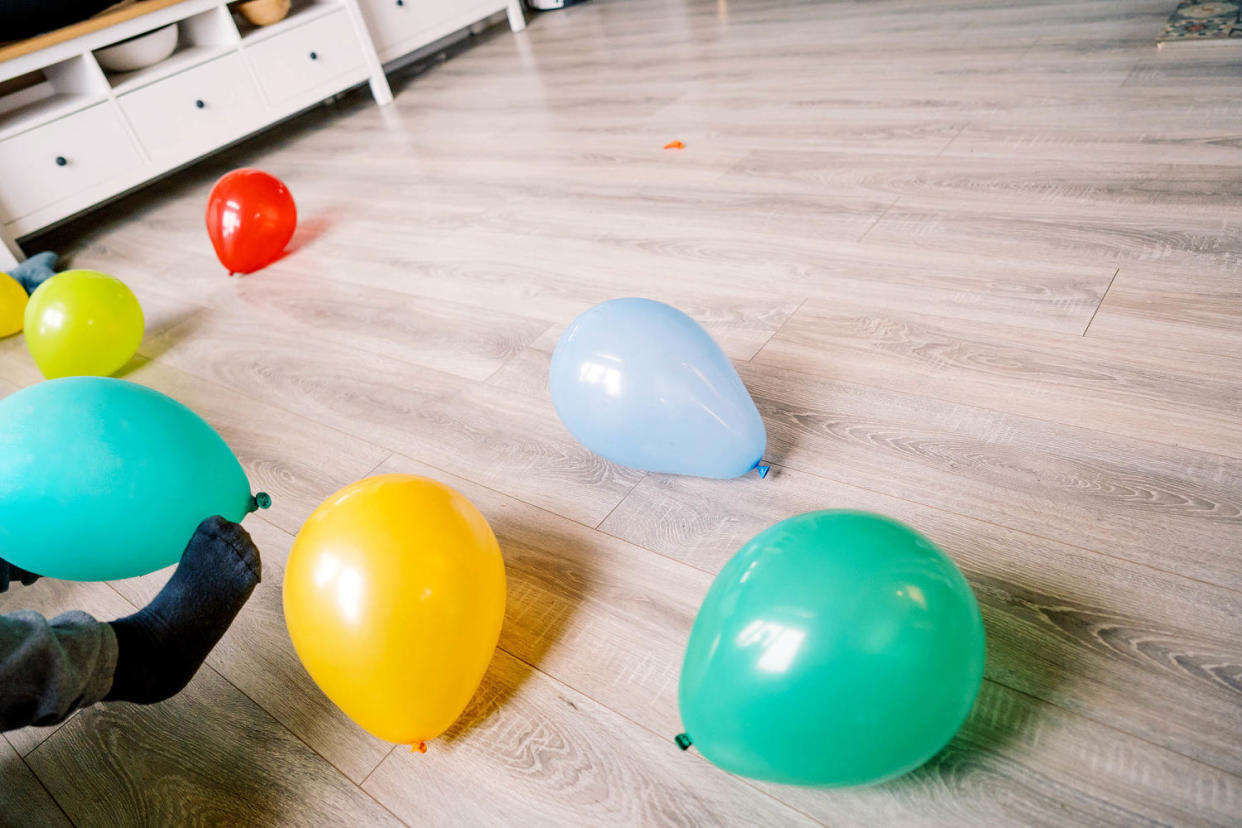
[55,156,67,167]
[396,0,404,5]
[196,99,205,109]
[309,51,318,60]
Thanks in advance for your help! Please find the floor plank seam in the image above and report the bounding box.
[14,716,77,760]
[749,296,809,365]
[937,122,972,157]
[17,750,77,828]
[361,452,399,481]
[481,321,560,386]
[593,471,649,530]
[1082,267,1121,336]
[1118,55,1146,88]
[358,744,399,789]
[1017,35,1042,62]
[854,196,901,243]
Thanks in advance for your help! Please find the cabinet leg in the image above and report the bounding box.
[368,74,394,106]
[340,0,395,105]
[507,0,526,32]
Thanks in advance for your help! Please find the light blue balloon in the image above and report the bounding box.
[549,298,767,478]
[0,377,263,581]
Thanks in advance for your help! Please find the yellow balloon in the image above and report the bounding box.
[0,271,26,337]
[284,474,506,746]
[23,269,144,379]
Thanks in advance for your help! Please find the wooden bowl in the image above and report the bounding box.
[235,0,292,27]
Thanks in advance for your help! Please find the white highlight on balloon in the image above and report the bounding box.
[578,360,624,397]
[314,553,365,623]
[736,620,807,673]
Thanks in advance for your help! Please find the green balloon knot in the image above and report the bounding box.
[674,733,693,751]
[250,492,272,512]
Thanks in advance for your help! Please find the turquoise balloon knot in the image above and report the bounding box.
[674,733,693,751]
[250,492,272,512]
[756,464,770,479]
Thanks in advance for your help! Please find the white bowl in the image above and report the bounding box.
[96,24,179,73]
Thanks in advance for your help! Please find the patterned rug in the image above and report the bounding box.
[1158,1,1241,41]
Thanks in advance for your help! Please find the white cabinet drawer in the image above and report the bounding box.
[358,0,456,53]
[0,103,140,224]
[119,53,266,162]
[247,10,366,107]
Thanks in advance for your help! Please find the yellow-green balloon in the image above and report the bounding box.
[24,269,144,379]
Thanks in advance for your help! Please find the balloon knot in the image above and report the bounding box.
[249,492,272,512]
[674,733,693,751]
[756,464,770,479]
[412,742,427,754]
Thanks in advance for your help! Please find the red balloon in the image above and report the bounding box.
[205,169,297,275]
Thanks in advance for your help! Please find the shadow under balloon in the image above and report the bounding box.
[438,513,600,745]
[129,307,209,366]
[750,393,799,472]
[283,208,343,258]
[850,565,1102,799]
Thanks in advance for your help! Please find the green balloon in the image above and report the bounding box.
[677,511,985,787]
[0,377,264,581]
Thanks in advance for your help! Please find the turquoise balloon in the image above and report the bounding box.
[0,377,259,581]
[677,511,985,787]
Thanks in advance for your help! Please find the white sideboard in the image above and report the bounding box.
[0,0,524,269]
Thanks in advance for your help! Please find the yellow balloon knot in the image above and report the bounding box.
[412,742,427,754]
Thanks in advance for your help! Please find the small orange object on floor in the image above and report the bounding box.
[663,140,685,149]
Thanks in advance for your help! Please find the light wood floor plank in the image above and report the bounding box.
[4,0,1240,823]
[599,465,1242,776]
[758,678,1242,828]
[863,196,1242,277]
[0,739,72,828]
[362,649,817,827]
[752,298,1242,459]
[25,666,406,827]
[738,359,1242,589]
[141,303,643,526]
[1086,265,1242,358]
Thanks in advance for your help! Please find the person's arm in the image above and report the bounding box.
[0,609,116,732]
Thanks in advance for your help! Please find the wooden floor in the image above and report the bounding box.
[3,0,1242,824]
